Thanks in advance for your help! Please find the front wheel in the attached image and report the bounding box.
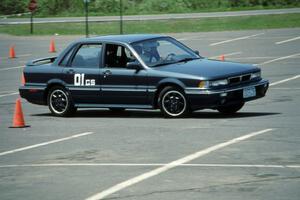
[47,86,77,117]
[217,102,244,114]
[158,86,188,118]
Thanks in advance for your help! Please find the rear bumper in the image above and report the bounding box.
[19,86,46,105]
[185,79,269,110]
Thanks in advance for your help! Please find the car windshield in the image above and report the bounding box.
[131,37,201,67]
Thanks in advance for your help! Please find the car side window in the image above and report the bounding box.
[71,44,102,68]
[105,44,136,68]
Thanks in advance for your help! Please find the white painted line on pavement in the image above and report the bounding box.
[0,163,298,169]
[178,38,188,41]
[0,132,94,156]
[260,53,300,65]
[0,90,17,94]
[178,35,212,41]
[276,36,300,44]
[270,75,300,86]
[209,33,264,46]
[231,56,277,60]
[271,87,300,90]
[85,128,273,200]
[181,36,295,41]
[0,92,19,98]
[209,52,242,59]
[0,65,24,71]
[18,54,32,58]
[0,54,31,60]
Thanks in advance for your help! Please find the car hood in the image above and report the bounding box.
[154,58,259,80]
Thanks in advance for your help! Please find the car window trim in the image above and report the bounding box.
[103,42,139,70]
[58,43,77,67]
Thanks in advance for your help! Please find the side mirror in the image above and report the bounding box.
[194,50,200,55]
[126,61,142,70]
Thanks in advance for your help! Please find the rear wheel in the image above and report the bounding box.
[47,86,77,117]
[158,86,188,118]
[217,102,244,114]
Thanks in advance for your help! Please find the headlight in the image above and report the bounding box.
[251,71,261,79]
[198,81,209,88]
[210,79,228,87]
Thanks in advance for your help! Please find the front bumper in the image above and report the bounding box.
[185,79,269,110]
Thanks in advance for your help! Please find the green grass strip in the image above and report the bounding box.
[0,13,299,36]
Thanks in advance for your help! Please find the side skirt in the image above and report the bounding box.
[74,104,153,109]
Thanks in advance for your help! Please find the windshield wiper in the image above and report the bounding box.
[151,57,200,67]
[176,57,199,63]
[151,62,175,67]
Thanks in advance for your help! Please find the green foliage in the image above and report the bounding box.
[0,0,299,16]
[92,0,120,13]
[37,0,84,15]
[0,0,26,15]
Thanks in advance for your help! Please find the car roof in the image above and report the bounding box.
[83,34,166,44]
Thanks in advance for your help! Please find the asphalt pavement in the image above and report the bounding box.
[0,28,300,200]
[1,8,300,24]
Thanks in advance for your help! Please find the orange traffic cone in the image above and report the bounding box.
[9,45,16,59]
[9,98,30,128]
[49,39,56,53]
[21,73,26,86]
[219,54,225,61]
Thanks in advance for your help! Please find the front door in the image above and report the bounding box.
[63,43,102,104]
[100,43,149,105]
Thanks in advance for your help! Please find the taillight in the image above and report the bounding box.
[21,72,26,86]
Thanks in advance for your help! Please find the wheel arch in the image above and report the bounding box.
[44,79,67,104]
[153,78,186,108]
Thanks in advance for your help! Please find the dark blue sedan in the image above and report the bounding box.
[19,34,269,117]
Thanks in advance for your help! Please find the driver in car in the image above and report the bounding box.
[133,41,161,64]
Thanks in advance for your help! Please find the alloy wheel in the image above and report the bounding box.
[49,89,69,114]
[162,90,186,117]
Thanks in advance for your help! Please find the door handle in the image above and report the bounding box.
[103,70,112,77]
[66,69,75,74]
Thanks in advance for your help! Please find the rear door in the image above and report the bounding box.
[62,43,102,104]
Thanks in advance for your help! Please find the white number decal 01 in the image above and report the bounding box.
[74,73,95,86]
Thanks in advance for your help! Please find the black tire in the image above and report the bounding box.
[47,86,77,117]
[217,102,244,114]
[158,86,188,118]
[109,108,125,112]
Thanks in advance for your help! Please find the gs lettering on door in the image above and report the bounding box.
[74,74,96,86]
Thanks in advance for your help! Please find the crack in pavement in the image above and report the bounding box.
[103,176,300,199]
